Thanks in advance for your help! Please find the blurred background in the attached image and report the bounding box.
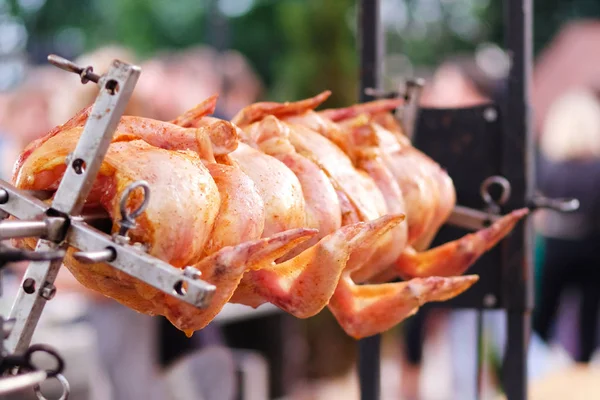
[2,0,600,399]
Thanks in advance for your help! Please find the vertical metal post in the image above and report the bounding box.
[357,0,383,399]
[501,0,534,399]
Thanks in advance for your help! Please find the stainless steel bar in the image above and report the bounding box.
[6,240,64,353]
[6,61,140,354]
[0,180,49,221]
[68,220,215,308]
[0,220,48,240]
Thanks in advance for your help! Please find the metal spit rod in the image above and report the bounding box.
[0,220,52,240]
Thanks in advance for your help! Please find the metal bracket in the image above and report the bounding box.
[447,174,579,232]
[447,175,511,231]
[0,55,215,354]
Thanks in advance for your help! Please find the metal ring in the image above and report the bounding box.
[33,373,70,400]
[119,181,150,224]
[480,176,511,207]
[24,345,64,378]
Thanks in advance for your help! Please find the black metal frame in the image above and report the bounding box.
[357,1,383,399]
[356,0,533,399]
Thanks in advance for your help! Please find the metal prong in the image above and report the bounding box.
[47,54,101,84]
[529,196,580,213]
[364,87,399,99]
[72,247,116,264]
[447,205,501,231]
[18,250,66,262]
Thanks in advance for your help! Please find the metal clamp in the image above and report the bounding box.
[3,55,142,354]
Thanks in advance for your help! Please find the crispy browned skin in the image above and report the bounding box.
[12,91,526,339]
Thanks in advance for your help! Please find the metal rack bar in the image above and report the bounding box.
[357,0,383,399]
[501,0,534,399]
[354,0,535,398]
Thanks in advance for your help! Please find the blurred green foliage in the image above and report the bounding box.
[7,0,600,106]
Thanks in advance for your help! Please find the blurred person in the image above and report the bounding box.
[217,49,264,118]
[533,87,600,362]
[135,46,223,121]
[420,61,491,108]
[135,47,262,121]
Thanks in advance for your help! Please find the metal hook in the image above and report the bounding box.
[71,182,150,263]
[33,373,70,400]
[23,344,65,378]
[480,175,511,214]
[47,55,100,85]
[117,181,150,237]
[0,345,64,377]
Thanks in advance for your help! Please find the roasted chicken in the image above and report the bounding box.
[11,91,527,338]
